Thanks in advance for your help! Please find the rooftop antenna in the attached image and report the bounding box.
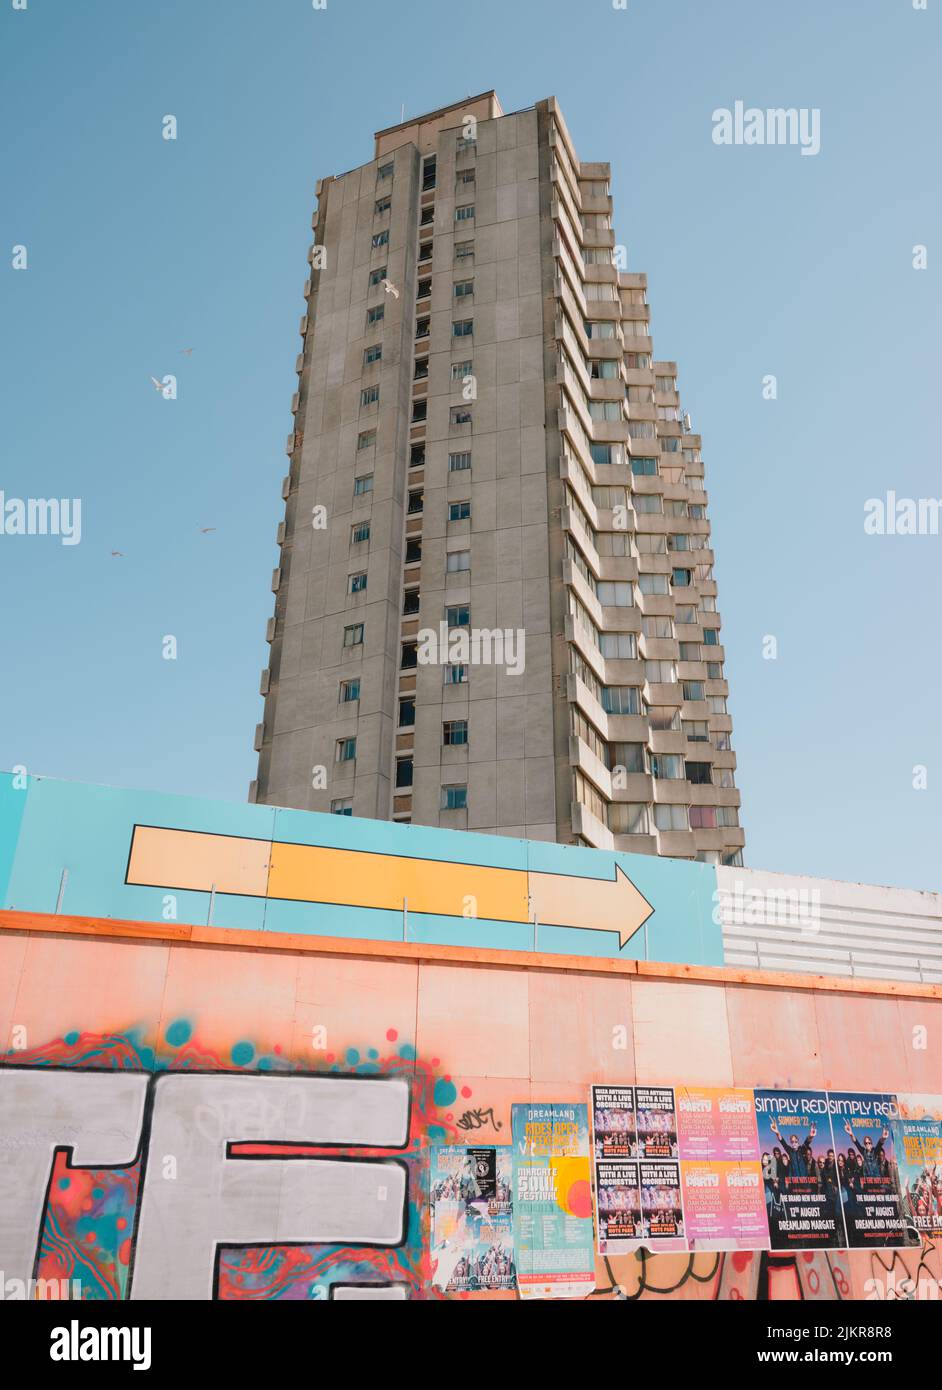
[400,103,405,123]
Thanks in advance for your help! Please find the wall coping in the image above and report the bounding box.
[1,909,940,1002]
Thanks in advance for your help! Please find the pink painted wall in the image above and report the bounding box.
[2,924,939,1301]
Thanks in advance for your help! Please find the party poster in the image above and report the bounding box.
[595,1159,643,1255]
[635,1086,678,1158]
[590,1084,638,1158]
[676,1086,760,1161]
[430,1145,516,1293]
[639,1158,686,1250]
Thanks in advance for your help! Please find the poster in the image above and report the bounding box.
[754,1089,844,1250]
[591,1085,638,1158]
[891,1114,942,1240]
[828,1093,917,1249]
[639,1158,686,1249]
[635,1085,678,1158]
[680,1160,769,1250]
[595,1160,642,1255]
[429,1146,516,1293]
[676,1086,760,1161]
[511,1103,596,1299]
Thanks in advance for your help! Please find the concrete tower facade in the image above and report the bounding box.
[252,92,744,866]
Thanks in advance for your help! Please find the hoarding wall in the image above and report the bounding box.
[1,917,940,1301]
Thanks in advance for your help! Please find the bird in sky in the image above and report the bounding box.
[199,527,216,534]
[381,279,399,298]
[111,550,125,557]
[179,347,194,356]
[149,376,164,392]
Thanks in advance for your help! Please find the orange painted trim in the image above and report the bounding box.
[0,908,940,1001]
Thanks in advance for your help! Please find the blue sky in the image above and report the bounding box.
[1,0,939,890]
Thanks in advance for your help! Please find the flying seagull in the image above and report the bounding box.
[149,376,164,391]
[199,527,216,534]
[111,550,125,557]
[381,279,399,298]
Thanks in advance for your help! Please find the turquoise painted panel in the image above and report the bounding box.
[0,774,722,965]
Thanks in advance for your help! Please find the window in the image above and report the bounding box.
[676,605,698,624]
[703,628,719,646]
[645,660,675,684]
[448,451,471,472]
[708,696,728,715]
[360,384,379,407]
[415,316,430,339]
[638,574,668,595]
[349,572,367,594]
[411,400,427,422]
[446,604,470,627]
[366,304,384,326]
[453,319,473,337]
[682,681,705,702]
[584,321,617,339]
[455,241,474,262]
[636,534,666,554]
[714,768,735,789]
[414,357,429,379]
[368,266,387,287]
[398,697,415,727]
[450,405,472,425]
[351,521,370,545]
[422,156,436,191]
[610,742,646,775]
[634,495,661,514]
[340,679,360,703]
[679,642,700,662]
[371,230,389,249]
[353,474,374,495]
[591,441,619,463]
[448,500,471,521]
[650,753,683,779]
[336,737,357,763]
[672,568,692,587]
[395,758,414,788]
[683,720,709,742]
[418,241,433,263]
[363,344,382,365]
[456,134,476,152]
[446,550,470,572]
[654,805,687,831]
[451,360,472,380]
[443,719,468,746]
[420,206,434,226]
[405,539,422,564]
[441,784,468,810]
[374,196,391,215]
[343,623,364,647]
[642,615,673,638]
[407,489,424,514]
[456,169,475,187]
[454,279,473,299]
[599,632,636,659]
[707,662,723,680]
[590,360,620,379]
[601,686,640,715]
[627,420,656,438]
[597,581,633,607]
[330,798,353,816]
[376,161,393,181]
[403,588,420,615]
[626,353,651,368]
[455,205,475,222]
[609,803,650,835]
[410,445,425,468]
[685,761,712,785]
[400,641,418,669]
[445,663,468,684]
[417,277,431,300]
[669,533,690,551]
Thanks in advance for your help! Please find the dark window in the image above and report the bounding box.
[410,445,426,468]
[405,539,422,564]
[398,698,416,727]
[407,490,424,514]
[403,588,420,615]
[396,758,414,788]
[401,642,418,669]
[685,761,713,785]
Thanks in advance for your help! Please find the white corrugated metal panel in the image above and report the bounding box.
[717,865,942,985]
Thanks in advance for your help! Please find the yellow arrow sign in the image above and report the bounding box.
[126,826,653,950]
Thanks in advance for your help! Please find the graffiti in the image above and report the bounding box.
[866,1237,941,1299]
[455,1107,501,1133]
